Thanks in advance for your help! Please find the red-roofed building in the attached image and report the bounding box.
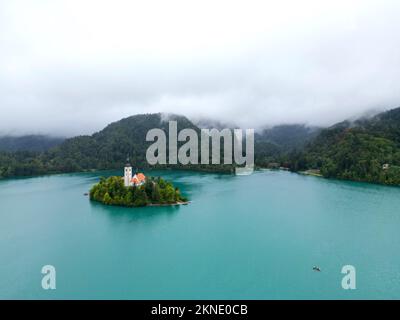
[131,173,146,186]
[123,157,146,187]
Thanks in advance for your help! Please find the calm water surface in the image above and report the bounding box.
[1,170,400,299]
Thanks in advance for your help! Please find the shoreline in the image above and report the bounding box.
[90,199,190,208]
[3,167,399,189]
[146,201,190,207]
[298,170,323,177]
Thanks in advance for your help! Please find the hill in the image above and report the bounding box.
[256,124,320,152]
[0,113,232,178]
[0,135,64,152]
[288,107,400,185]
[3,108,400,185]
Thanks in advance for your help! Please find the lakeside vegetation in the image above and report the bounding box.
[285,108,400,186]
[0,135,64,152]
[90,176,187,207]
[2,108,400,186]
[0,114,234,179]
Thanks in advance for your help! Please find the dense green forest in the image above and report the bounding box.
[2,108,400,186]
[0,113,263,178]
[287,108,400,185]
[256,124,320,152]
[254,124,319,167]
[90,176,187,207]
[0,135,65,152]
[0,113,232,178]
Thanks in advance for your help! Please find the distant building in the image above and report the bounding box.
[382,163,390,170]
[123,157,146,187]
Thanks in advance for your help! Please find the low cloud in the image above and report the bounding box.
[1,0,400,136]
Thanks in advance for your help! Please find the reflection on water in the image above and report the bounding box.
[90,200,181,225]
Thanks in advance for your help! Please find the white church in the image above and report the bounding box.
[123,158,146,187]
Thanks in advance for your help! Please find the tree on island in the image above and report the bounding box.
[90,176,187,207]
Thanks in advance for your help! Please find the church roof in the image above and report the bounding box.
[131,173,146,184]
[131,177,139,184]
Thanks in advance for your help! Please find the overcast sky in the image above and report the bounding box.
[1,0,400,136]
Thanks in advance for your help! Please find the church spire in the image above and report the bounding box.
[124,154,133,187]
[126,154,131,167]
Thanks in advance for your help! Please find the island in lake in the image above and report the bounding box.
[90,159,188,207]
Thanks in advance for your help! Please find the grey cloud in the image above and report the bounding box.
[1,0,400,136]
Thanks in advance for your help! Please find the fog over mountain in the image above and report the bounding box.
[1,0,400,136]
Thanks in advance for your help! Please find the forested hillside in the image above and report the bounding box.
[0,135,64,152]
[288,108,400,185]
[0,113,232,178]
[2,108,400,186]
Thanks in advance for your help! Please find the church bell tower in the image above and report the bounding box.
[124,155,132,187]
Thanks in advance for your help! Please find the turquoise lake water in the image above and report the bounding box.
[1,169,400,299]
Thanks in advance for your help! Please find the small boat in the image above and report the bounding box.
[84,193,89,196]
[313,266,321,272]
